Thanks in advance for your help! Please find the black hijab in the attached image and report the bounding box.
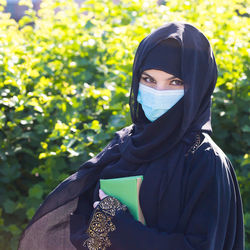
[125,22,217,162]
[19,22,243,250]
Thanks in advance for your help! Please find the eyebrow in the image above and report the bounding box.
[141,72,181,81]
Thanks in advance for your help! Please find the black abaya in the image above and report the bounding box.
[18,22,244,250]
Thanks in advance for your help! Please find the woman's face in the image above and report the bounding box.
[140,69,184,90]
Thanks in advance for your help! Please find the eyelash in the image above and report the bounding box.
[170,79,183,86]
[142,76,155,83]
[141,76,183,86]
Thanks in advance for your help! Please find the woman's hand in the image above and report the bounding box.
[93,189,108,208]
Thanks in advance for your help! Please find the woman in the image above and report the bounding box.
[18,22,244,250]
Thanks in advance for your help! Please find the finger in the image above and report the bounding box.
[93,201,99,208]
[99,189,108,200]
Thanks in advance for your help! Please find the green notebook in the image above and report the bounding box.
[100,175,145,225]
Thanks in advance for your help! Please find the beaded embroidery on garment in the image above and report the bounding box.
[83,196,127,250]
[185,133,201,156]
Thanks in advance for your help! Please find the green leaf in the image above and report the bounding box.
[3,200,16,214]
[18,0,33,8]
[0,0,6,7]
[7,224,21,236]
[28,184,44,199]
[26,207,36,220]
[242,125,250,133]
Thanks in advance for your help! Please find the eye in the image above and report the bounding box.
[141,76,156,84]
[170,79,183,86]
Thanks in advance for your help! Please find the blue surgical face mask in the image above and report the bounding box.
[137,83,184,122]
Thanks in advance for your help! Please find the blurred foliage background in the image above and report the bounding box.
[0,0,249,249]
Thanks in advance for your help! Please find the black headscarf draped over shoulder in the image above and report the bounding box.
[18,22,244,250]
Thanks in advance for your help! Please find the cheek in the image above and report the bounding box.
[168,85,184,90]
[141,82,155,89]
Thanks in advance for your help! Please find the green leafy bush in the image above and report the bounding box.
[0,0,249,249]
